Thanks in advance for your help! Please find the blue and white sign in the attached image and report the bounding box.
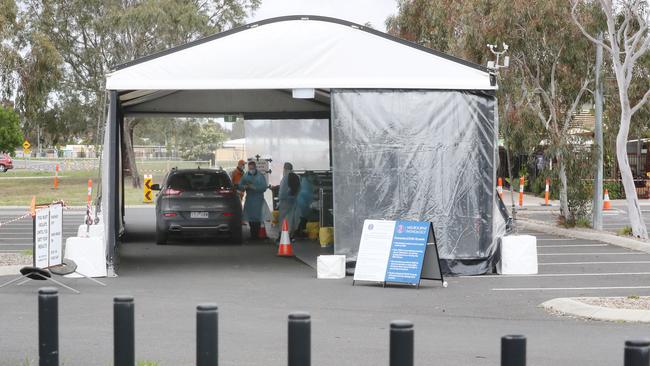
[384,221,430,285]
[354,220,438,287]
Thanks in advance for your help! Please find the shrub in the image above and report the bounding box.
[617,226,633,236]
[603,181,624,199]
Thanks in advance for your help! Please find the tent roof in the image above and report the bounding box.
[106,15,494,92]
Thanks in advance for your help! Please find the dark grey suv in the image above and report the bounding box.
[152,168,243,244]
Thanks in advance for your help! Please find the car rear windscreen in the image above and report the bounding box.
[167,172,232,191]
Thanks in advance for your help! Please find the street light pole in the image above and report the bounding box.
[592,34,604,230]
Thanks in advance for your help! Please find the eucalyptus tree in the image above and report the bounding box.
[387,0,597,223]
[26,0,260,186]
[573,0,650,238]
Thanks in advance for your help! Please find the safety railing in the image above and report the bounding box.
[34,288,650,366]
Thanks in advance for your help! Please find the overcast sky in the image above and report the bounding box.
[247,0,399,32]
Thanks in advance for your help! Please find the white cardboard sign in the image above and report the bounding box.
[48,203,63,266]
[33,203,64,268]
[353,220,396,282]
[34,208,50,268]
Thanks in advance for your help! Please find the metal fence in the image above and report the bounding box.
[34,288,650,366]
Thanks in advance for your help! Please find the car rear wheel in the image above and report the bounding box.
[0,165,6,173]
[231,226,243,244]
[156,228,168,245]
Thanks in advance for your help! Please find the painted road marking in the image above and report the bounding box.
[536,238,576,241]
[537,244,608,248]
[539,261,650,265]
[538,252,645,256]
[493,286,650,291]
[465,272,650,278]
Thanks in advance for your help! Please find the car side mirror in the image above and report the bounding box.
[151,184,161,191]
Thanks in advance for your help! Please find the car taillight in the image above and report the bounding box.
[163,188,183,196]
[163,212,177,217]
[223,212,234,217]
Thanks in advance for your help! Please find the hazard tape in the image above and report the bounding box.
[0,212,31,228]
[0,199,72,229]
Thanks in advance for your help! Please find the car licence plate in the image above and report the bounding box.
[190,212,209,219]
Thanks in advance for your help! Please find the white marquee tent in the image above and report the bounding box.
[102,15,502,276]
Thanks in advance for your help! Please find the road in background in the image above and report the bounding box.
[518,200,650,234]
[0,209,84,252]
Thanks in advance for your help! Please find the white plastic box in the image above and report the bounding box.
[64,236,107,278]
[317,255,346,279]
[497,235,538,275]
[77,224,104,238]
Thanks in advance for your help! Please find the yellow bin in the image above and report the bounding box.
[319,227,334,247]
[306,222,320,240]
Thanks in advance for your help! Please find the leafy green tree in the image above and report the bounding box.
[0,0,19,103]
[0,106,23,153]
[178,122,226,161]
[387,0,598,223]
[23,0,260,186]
[573,0,650,238]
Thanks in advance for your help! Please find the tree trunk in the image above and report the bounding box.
[616,111,648,238]
[558,153,570,222]
[505,147,516,213]
[122,120,141,189]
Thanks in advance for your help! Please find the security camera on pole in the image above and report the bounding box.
[486,43,513,219]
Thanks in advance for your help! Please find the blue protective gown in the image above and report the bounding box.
[238,171,268,222]
[296,176,314,218]
[278,174,300,233]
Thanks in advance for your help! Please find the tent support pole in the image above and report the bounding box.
[107,90,119,276]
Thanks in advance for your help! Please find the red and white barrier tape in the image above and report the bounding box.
[0,212,31,228]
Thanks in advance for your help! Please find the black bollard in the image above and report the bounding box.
[39,287,59,366]
[501,335,526,366]
[390,320,413,366]
[197,303,218,366]
[114,296,135,366]
[288,312,311,366]
[624,340,650,366]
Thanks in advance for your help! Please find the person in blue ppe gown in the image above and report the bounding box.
[296,173,314,221]
[277,162,301,240]
[238,161,268,240]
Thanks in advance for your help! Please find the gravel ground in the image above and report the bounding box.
[577,296,650,310]
[0,253,31,266]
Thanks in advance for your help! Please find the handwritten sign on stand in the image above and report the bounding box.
[33,202,63,269]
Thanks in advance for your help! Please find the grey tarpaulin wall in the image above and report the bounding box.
[331,90,503,275]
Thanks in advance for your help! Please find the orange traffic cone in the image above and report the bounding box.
[258,222,267,239]
[603,189,611,210]
[30,196,36,217]
[277,219,294,257]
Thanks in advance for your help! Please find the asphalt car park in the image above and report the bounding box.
[1,208,650,365]
[461,229,650,294]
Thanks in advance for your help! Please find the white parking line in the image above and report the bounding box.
[537,244,608,248]
[539,261,650,265]
[493,286,650,291]
[539,252,645,256]
[536,238,576,241]
[467,272,650,278]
